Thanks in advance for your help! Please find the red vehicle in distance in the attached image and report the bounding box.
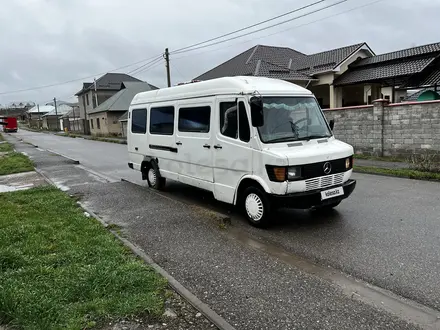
[0,117,18,133]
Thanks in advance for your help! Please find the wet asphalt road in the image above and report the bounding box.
[13,131,440,318]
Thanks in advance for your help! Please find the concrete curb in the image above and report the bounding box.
[46,149,80,164]
[78,202,236,330]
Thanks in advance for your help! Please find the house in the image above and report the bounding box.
[87,81,158,136]
[27,105,53,128]
[62,106,83,133]
[41,104,73,131]
[195,42,440,108]
[75,73,143,133]
[119,111,128,137]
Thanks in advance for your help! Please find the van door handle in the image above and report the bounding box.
[214,144,222,149]
[135,147,138,151]
[176,141,182,145]
[203,144,211,149]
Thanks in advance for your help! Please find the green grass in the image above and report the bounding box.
[353,154,404,162]
[0,187,167,330]
[354,165,440,181]
[0,152,34,176]
[0,142,13,153]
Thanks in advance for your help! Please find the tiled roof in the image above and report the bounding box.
[195,45,310,81]
[418,67,440,86]
[293,43,366,74]
[195,43,371,81]
[334,57,436,86]
[352,42,440,67]
[88,81,155,114]
[75,73,142,96]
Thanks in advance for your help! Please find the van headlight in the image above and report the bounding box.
[345,156,353,169]
[287,166,302,181]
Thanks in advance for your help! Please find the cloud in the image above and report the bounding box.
[0,0,439,105]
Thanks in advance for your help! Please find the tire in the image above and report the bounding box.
[145,161,166,190]
[241,186,271,228]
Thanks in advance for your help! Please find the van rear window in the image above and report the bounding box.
[178,106,211,133]
[150,106,175,135]
[131,109,147,134]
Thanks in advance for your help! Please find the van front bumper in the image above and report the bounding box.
[269,179,356,209]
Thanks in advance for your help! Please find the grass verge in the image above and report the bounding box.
[354,165,440,181]
[0,152,34,176]
[353,154,404,162]
[0,142,14,153]
[0,186,167,329]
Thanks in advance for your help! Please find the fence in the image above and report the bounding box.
[323,99,440,158]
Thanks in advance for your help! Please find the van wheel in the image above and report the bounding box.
[241,186,271,228]
[146,162,166,190]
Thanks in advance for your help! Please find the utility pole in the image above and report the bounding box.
[37,104,41,129]
[54,97,59,131]
[165,48,171,87]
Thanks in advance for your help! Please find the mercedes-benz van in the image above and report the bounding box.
[127,76,356,227]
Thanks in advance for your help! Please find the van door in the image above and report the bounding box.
[213,97,253,204]
[174,100,213,189]
[128,107,148,170]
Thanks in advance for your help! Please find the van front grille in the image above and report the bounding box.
[305,173,344,191]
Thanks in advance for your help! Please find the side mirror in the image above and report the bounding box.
[250,97,264,127]
[329,119,335,131]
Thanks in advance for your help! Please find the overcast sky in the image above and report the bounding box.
[1,0,439,106]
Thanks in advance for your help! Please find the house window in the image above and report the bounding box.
[178,106,211,133]
[97,118,100,129]
[220,102,238,139]
[150,106,174,135]
[131,109,147,134]
[86,94,90,106]
[90,119,94,129]
[238,101,250,142]
[93,95,97,108]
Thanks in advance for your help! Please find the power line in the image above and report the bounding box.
[172,0,349,55]
[0,53,162,96]
[127,55,163,75]
[171,0,327,54]
[131,58,165,77]
[173,0,385,62]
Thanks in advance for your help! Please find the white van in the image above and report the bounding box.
[127,76,356,227]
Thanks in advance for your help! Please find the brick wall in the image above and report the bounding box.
[323,100,440,157]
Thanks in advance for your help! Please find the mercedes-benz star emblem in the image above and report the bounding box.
[323,162,332,175]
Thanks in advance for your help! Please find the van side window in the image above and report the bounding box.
[178,106,211,133]
[238,101,250,142]
[150,106,174,135]
[219,102,237,139]
[131,109,147,134]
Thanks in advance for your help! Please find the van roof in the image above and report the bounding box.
[130,76,312,105]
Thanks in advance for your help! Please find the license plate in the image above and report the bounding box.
[321,187,344,200]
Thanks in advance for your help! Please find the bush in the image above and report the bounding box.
[408,151,440,173]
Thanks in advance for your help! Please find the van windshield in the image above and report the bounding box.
[257,96,332,144]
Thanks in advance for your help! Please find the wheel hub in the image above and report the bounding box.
[245,193,264,221]
[148,168,157,186]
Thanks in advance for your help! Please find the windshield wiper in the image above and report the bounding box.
[265,136,299,143]
[296,135,332,142]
